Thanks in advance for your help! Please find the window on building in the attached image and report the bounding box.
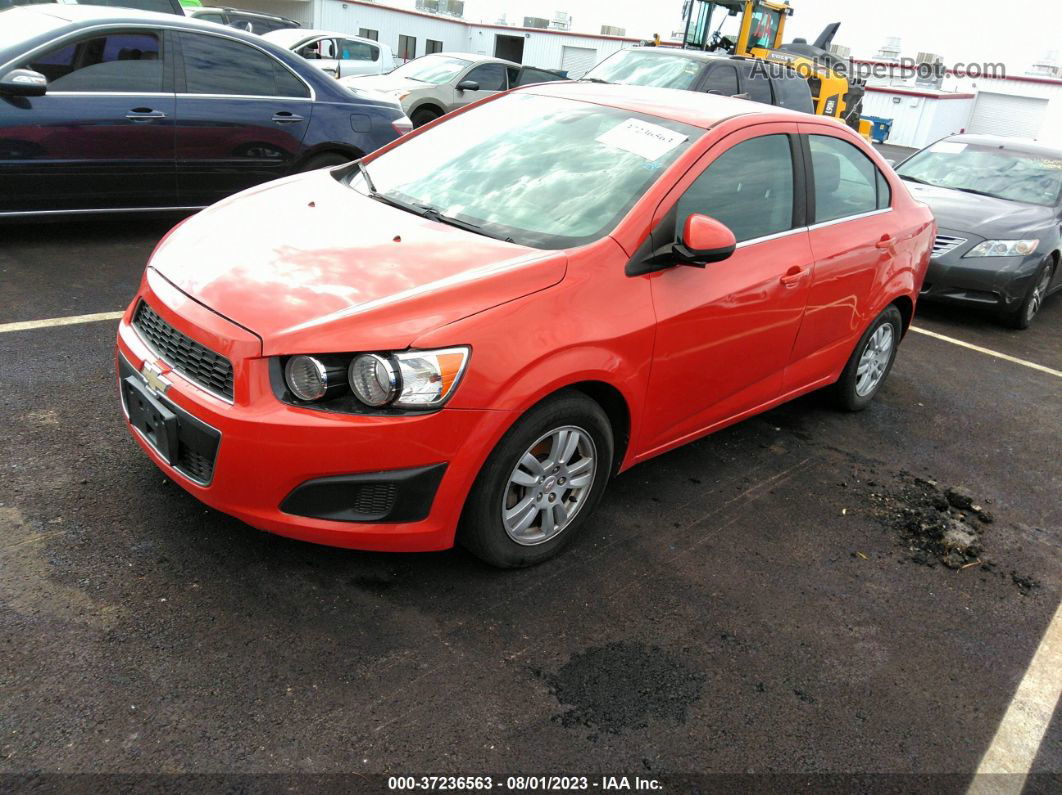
[809,134,885,222]
[426,39,443,54]
[397,35,416,61]
[676,135,796,244]
[359,28,379,41]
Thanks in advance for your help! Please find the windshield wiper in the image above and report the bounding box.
[357,160,378,195]
[415,203,516,243]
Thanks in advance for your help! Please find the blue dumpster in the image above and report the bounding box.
[862,116,894,144]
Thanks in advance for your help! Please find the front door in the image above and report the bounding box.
[451,62,508,110]
[174,31,312,206]
[639,126,814,455]
[0,28,176,214]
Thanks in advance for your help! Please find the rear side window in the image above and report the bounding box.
[514,67,565,86]
[25,31,162,92]
[809,135,886,222]
[743,68,773,104]
[195,12,226,24]
[771,72,813,113]
[676,134,795,243]
[340,40,379,62]
[701,64,738,95]
[180,33,309,98]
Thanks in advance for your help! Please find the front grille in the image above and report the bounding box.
[351,483,397,516]
[932,235,968,258]
[133,302,234,400]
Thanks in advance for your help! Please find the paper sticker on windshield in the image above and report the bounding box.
[930,141,967,154]
[596,118,688,161]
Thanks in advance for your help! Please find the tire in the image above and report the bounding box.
[459,391,614,568]
[411,108,441,128]
[298,152,352,172]
[1004,259,1054,330]
[834,304,903,412]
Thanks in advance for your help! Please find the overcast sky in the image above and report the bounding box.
[454,0,1060,73]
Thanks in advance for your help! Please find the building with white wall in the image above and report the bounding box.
[203,0,651,77]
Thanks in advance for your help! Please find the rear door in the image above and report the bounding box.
[786,126,897,388]
[640,125,814,453]
[174,30,313,206]
[451,62,507,110]
[0,27,176,214]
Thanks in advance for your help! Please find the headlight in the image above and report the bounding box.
[349,353,398,406]
[964,239,1039,258]
[389,348,469,408]
[284,355,347,402]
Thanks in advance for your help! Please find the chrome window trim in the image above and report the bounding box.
[0,206,206,218]
[2,22,315,102]
[807,207,892,231]
[40,91,174,98]
[735,226,808,249]
[174,92,313,102]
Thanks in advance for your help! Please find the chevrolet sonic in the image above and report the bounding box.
[116,82,935,567]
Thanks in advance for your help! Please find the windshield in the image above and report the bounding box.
[349,93,699,249]
[898,140,1062,207]
[583,50,703,90]
[390,54,470,84]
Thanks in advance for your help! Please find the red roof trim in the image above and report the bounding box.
[342,0,654,44]
[866,86,976,100]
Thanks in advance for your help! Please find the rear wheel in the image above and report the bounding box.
[459,391,613,568]
[1005,260,1053,330]
[834,305,903,412]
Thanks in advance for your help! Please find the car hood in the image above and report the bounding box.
[904,181,1057,238]
[341,74,431,97]
[148,170,565,356]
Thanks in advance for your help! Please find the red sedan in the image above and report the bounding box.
[116,82,934,567]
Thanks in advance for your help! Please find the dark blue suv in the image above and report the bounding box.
[0,5,411,217]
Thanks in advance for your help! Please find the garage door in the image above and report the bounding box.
[560,46,597,79]
[967,92,1048,138]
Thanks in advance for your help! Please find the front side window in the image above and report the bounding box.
[701,64,738,95]
[389,54,470,84]
[676,135,795,244]
[24,31,162,92]
[809,134,883,222]
[349,93,699,248]
[464,62,507,91]
[340,40,378,62]
[896,140,1062,207]
[297,37,336,60]
[583,50,703,90]
[180,33,308,98]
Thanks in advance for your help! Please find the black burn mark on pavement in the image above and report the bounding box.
[537,642,704,734]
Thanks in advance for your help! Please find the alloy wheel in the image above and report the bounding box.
[501,425,597,546]
[1026,267,1052,323]
[855,323,895,397]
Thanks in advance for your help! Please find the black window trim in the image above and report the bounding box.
[800,131,894,228]
[696,62,740,96]
[172,28,313,101]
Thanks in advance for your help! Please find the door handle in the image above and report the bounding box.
[126,108,166,122]
[780,266,806,288]
[875,235,893,249]
[272,112,305,124]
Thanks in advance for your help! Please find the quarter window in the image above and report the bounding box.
[25,31,163,93]
[180,33,308,98]
[809,135,886,222]
[676,135,795,244]
[743,69,773,104]
[701,64,738,95]
[464,63,507,91]
[771,72,813,113]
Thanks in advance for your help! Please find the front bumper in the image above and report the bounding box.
[115,278,512,553]
[921,233,1043,311]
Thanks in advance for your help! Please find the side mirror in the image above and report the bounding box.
[673,214,736,267]
[456,80,479,92]
[0,68,47,97]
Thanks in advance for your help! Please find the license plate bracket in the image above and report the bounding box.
[122,375,179,464]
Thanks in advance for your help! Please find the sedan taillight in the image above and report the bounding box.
[391,115,414,136]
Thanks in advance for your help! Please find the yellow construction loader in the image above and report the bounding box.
[682,0,872,138]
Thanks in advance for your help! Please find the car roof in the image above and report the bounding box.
[611,47,744,64]
[521,80,807,129]
[944,134,1062,159]
[433,51,516,66]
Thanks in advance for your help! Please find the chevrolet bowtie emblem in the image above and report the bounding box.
[141,361,171,395]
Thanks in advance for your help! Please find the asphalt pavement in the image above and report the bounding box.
[0,216,1059,790]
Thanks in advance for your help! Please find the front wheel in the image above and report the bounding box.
[1005,260,1053,330]
[834,305,903,412]
[459,391,614,568]
[411,108,441,128]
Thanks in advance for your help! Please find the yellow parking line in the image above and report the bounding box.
[910,327,1062,378]
[0,311,124,334]
[968,601,1062,794]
